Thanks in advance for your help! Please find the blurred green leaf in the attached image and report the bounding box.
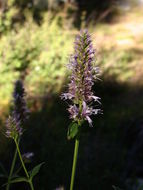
[29,162,44,180]
[2,177,28,187]
[9,177,28,183]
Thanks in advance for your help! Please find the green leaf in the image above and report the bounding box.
[29,162,44,179]
[67,122,79,140]
[9,177,28,183]
[2,177,28,187]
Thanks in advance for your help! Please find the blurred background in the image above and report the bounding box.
[0,0,143,189]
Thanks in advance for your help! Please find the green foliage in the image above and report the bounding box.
[4,162,44,187]
[0,14,73,105]
[0,0,18,33]
[25,16,73,96]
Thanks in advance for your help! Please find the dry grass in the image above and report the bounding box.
[92,7,143,84]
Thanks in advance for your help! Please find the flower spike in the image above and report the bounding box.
[61,30,101,126]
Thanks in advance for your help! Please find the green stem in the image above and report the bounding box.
[14,139,34,190]
[14,139,29,178]
[29,181,34,190]
[70,138,80,190]
[6,148,17,190]
[6,138,20,190]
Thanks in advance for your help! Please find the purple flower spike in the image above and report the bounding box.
[6,116,22,139]
[13,80,29,125]
[5,80,29,139]
[61,30,101,126]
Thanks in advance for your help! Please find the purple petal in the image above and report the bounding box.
[86,116,93,127]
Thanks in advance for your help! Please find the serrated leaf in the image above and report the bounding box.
[29,162,44,179]
[67,122,79,140]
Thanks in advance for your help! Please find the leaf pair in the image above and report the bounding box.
[4,162,44,186]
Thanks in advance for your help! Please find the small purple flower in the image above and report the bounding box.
[61,30,101,126]
[68,105,79,120]
[5,116,22,139]
[22,152,34,163]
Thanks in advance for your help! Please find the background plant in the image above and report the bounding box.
[3,81,43,190]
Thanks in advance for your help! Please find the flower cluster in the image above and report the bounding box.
[6,80,29,138]
[61,30,101,126]
[5,116,22,139]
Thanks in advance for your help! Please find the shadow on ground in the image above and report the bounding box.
[1,78,143,190]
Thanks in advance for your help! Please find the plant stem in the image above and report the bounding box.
[29,181,34,190]
[15,139,29,178]
[14,139,34,190]
[6,139,20,190]
[70,138,80,190]
[6,148,17,190]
